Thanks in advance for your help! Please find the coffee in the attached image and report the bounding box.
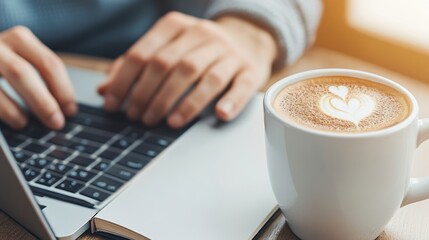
[273,76,411,132]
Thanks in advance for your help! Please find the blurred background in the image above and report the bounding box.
[315,0,429,83]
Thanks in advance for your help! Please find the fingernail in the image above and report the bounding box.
[49,112,64,129]
[127,105,140,121]
[105,94,119,111]
[97,80,109,95]
[168,113,183,128]
[64,103,77,116]
[219,101,234,116]
[143,111,156,126]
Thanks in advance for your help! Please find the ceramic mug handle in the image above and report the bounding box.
[402,119,429,206]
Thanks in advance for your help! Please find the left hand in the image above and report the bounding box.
[98,12,277,128]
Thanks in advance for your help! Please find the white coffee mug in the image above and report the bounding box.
[264,69,429,240]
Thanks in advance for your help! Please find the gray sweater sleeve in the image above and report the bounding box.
[204,0,323,69]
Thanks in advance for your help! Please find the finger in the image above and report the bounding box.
[127,12,198,62]
[102,55,143,111]
[167,54,242,128]
[0,44,64,129]
[216,68,266,121]
[126,23,218,121]
[141,41,227,126]
[4,26,77,116]
[102,12,198,112]
[0,88,27,129]
[97,56,124,96]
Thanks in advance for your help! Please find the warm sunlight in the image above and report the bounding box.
[348,0,429,52]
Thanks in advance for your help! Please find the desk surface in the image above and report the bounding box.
[2,47,429,240]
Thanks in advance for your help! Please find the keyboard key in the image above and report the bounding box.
[68,115,94,127]
[149,122,187,139]
[145,135,171,148]
[68,168,97,182]
[75,130,114,143]
[31,186,94,208]
[106,165,136,181]
[1,128,13,138]
[12,151,32,163]
[78,104,128,122]
[93,161,111,171]
[123,128,146,140]
[112,138,134,149]
[5,135,26,147]
[26,158,51,169]
[36,171,62,187]
[93,118,127,133]
[80,186,110,202]
[46,163,73,174]
[98,148,122,161]
[77,104,106,115]
[57,122,76,134]
[70,155,95,167]
[118,154,150,170]
[69,114,126,133]
[56,179,85,193]
[70,141,100,154]
[132,143,162,158]
[26,128,50,139]
[47,134,73,147]
[23,142,49,154]
[48,149,73,160]
[21,167,41,181]
[92,176,123,193]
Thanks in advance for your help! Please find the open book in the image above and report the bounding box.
[88,95,278,240]
[90,172,277,240]
[92,219,148,240]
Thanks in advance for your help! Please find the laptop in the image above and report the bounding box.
[0,66,277,239]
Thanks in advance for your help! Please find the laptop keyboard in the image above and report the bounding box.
[1,104,190,209]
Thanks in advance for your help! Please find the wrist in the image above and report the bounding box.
[215,16,277,65]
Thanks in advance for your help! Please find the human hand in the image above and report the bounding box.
[0,26,76,130]
[98,12,277,128]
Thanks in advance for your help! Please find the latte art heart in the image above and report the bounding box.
[320,86,375,126]
[328,86,349,100]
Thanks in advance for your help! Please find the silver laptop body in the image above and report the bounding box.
[0,67,276,240]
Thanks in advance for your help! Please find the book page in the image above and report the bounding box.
[93,95,277,240]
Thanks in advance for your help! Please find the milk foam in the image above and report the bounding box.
[273,76,410,133]
[319,85,375,127]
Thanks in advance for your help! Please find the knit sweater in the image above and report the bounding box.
[0,0,322,68]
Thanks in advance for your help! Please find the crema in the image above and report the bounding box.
[273,76,411,133]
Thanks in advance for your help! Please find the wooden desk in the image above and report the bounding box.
[2,47,429,240]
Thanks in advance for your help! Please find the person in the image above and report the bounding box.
[0,0,322,130]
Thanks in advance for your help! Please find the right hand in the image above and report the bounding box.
[0,26,77,130]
